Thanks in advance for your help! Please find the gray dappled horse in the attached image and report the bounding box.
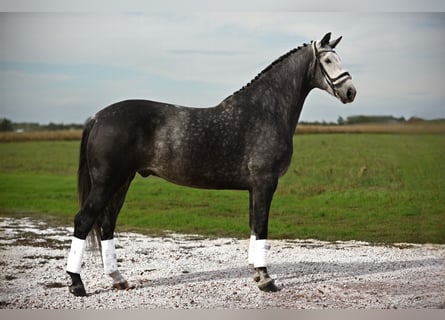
[66,32,356,296]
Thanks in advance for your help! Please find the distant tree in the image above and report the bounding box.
[408,116,425,123]
[337,116,345,125]
[0,118,14,132]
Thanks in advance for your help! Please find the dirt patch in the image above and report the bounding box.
[0,216,444,309]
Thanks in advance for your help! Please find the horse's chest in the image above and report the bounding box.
[247,134,293,178]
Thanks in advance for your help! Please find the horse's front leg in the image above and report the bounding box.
[249,179,280,292]
[250,235,276,291]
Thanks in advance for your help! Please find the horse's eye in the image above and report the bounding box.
[325,58,332,64]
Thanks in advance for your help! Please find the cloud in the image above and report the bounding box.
[168,49,250,56]
[1,12,444,123]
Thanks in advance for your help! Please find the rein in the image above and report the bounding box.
[313,41,351,98]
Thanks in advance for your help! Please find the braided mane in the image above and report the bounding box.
[232,42,311,96]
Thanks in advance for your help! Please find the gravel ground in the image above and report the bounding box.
[0,216,444,309]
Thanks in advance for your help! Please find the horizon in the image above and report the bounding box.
[3,114,445,127]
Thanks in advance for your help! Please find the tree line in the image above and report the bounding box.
[301,115,443,126]
[0,118,83,132]
[1,115,444,132]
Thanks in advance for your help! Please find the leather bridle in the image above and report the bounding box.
[313,41,352,98]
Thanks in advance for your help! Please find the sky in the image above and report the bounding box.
[1,3,445,124]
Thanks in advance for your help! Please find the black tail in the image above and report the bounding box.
[77,117,101,251]
[78,117,94,207]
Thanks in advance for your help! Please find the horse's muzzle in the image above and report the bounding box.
[339,81,356,104]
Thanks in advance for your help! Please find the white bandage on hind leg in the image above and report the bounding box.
[253,239,270,268]
[109,270,126,284]
[67,237,86,274]
[248,234,256,265]
[101,239,118,275]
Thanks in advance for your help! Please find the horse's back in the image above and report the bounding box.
[95,99,177,126]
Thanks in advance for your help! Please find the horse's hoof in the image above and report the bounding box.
[113,280,129,290]
[258,278,280,292]
[253,270,260,282]
[69,284,87,297]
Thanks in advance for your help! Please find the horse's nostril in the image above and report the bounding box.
[347,87,356,101]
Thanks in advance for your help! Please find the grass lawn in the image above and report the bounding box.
[0,134,444,243]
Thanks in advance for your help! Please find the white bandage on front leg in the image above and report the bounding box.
[253,239,270,268]
[101,239,118,275]
[248,234,256,265]
[67,237,86,274]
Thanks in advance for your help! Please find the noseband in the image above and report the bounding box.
[313,41,352,98]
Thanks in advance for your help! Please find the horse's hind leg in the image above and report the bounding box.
[99,178,134,290]
[67,176,130,296]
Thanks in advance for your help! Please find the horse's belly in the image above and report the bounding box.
[145,160,249,190]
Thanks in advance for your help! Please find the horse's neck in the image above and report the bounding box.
[226,46,314,133]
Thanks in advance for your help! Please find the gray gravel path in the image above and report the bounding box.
[0,217,444,309]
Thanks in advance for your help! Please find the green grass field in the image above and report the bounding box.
[1,134,444,243]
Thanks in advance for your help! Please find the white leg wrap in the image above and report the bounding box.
[101,239,118,275]
[66,237,86,274]
[248,234,256,265]
[253,239,270,268]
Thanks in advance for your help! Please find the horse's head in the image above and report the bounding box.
[312,32,356,104]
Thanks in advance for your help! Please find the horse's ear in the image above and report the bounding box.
[329,36,342,49]
[320,32,331,46]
